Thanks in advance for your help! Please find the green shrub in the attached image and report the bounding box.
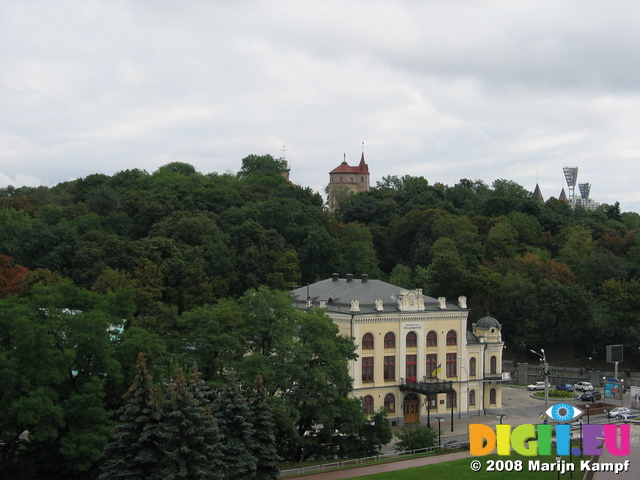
[533,389,575,399]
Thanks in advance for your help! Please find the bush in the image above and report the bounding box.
[393,425,438,452]
[533,389,575,399]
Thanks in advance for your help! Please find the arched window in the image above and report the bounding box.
[469,357,476,377]
[490,356,497,375]
[446,330,457,345]
[490,388,497,405]
[469,389,476,406]
[426,330,437,346]
[384,332,396,348]
[384,393,396,413]
[362,333,374,349]
[406,331,417,347]
[363,395,374,414]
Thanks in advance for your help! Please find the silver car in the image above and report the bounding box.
[608,407,631,418]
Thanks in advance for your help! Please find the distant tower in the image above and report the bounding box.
[563,167,578,207]
[561,167,599,210]
[578,183,591,201]
[327,150,370,211]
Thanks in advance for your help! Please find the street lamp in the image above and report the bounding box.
[365,419,375,456]
[531,349,550,410]
[586,404,590,424]
[435,417,443,447]
[449,392,455,432]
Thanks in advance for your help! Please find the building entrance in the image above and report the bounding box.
[403,394,420,424]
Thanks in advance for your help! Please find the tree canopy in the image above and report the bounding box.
[1,155,639,477]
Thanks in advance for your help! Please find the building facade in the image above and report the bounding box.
[292,274,505,426]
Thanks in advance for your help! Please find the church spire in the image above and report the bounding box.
[358,142,368,172]
[533,183,544,203]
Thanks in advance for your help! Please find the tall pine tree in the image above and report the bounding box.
[212,378,257,479]
[99,352,164,480]
[157,368,224,480]
[250,375,280,480]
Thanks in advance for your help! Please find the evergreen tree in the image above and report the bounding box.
[212,378,257,480]
[157,368,224,480]
[250,375,280,480]
[99,352,164,480]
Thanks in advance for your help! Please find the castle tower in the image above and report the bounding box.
[327,152,370,211]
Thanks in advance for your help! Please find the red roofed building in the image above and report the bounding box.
[327,153,370,211]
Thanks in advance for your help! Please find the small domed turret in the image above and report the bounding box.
[473,315,502,330]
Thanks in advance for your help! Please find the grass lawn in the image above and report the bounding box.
[354,453,586,479]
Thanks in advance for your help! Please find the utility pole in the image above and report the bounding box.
[531,349,549,410]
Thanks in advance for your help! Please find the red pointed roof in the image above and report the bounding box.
[329,153,370,175]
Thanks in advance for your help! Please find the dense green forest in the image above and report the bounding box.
[1,153,640,478]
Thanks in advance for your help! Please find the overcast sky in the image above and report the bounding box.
[2,1,640,212]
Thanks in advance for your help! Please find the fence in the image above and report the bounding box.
[278,442,466,477]
[518,362,640,388]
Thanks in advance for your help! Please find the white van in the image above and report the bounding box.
[573,381,594,391]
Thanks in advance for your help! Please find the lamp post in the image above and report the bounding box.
[365,419,375,456]
[531,349,550,410]
[450,392,454,432]
[586,404,590,424]
[435,417,443,447]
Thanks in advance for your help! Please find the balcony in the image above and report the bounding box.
[399,378,455,395]
[483,371,511,382]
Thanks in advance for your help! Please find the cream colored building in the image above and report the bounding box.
[292,274,505,426]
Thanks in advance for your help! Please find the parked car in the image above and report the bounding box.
[607,407,631,418]
[580,391,601,402]
[616,413,638,421]
[527,381,550,391]
[556,383,574,392]
[574,382,594,391]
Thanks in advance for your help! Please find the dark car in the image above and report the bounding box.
[581,391,601,402]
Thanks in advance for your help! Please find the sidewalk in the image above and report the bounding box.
[288,450,473,479]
